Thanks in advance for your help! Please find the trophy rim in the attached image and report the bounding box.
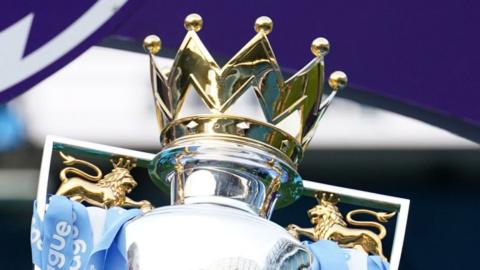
[149,139,304,211]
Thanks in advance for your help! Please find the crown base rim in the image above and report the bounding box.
[160,115,303,165]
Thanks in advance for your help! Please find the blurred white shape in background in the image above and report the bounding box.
[12,46,478,150]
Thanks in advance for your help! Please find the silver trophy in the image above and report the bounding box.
[124,13,342,269]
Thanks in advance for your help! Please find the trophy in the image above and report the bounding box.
[128,13,344,269]
[31,13,409,270]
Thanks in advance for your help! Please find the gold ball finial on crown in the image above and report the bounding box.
[184,13,203,32]
[143,35,162,54]
[328,71,348,91]
[311,37,330,57]
[254,16,273,35]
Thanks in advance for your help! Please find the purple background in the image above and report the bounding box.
[2,0,479,135]
[0,0,141,102]
[113,0,479,128]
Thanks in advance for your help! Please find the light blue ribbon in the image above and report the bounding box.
[304,240,349,270]
[31,195,142,270]
[31,195,93,270]
[304,240,390,270]
[88,207,142,270]
[368,256,390,270]
[31,202,44,266]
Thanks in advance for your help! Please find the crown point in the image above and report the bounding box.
[328,71,348,91]
[311,37,330,57]
[143,35,161,54]
[184,13,203,32]
[254,16,273,34]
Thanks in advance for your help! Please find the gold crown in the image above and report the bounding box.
[110,157,136,171]
[143,14,347,166]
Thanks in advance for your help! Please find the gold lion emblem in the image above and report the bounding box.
[287,193,395,261]
[56,152,153,212]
